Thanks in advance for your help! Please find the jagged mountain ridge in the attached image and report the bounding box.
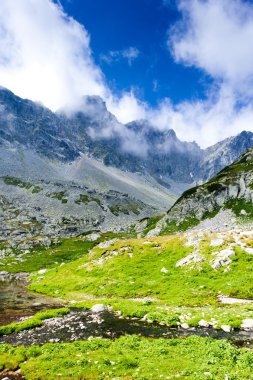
[1,87,253,188]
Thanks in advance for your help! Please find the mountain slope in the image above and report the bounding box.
[152,147,253,235]
[0,144,178,239]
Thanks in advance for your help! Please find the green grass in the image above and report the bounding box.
[2,237,97,273]
[0,335,253,379]
[3,230,253,332]
[0,308,69,336]
[161,217,199,235]
[2,231,134,274]
[27,232,253,329]
[140,215,162,236]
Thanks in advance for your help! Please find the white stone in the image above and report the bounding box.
[91,304,107,313]
[221,325,231,332]
[181,323,189,329]
[97,239,118,249]
[38,268,48,275]
[210,238,224,247]
[244,247,253,255]
[198,319,210,328]
[241,318,253,330]
[211,248,235,269]
[240,209,248,216]
[161,267,168,274]
[85,233,101,242]
[146,227,161,238]
[176,253,204,268]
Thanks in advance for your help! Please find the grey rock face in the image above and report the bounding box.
[158,148,253,233]
[0,87,252,191]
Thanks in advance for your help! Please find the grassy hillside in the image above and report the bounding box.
[24,230,253,329]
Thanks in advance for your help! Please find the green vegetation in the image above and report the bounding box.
[46,191,68,203]
[175,185,199,204]
[225,198,253,218]
[75,194,102,208]
[109,201,141,216]
[2,237,97,273]
[141,215,162,235]
[161,216,199,235]
[26,232,253,329]
[0,308,69,336]
[2,176,42,193]
[2,231,132,273]
[206,182,224,193]
[1,335,253,379]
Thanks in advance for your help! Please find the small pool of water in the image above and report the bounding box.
[0,272,62,326]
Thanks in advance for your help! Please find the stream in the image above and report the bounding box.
[1,273,253,348]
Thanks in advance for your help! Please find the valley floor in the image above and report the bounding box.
[1,227,253,379]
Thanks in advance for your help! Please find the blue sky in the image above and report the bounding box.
[60,0,211,107]
[1,0,253,147]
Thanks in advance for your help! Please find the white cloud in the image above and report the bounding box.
[155,0,253,147]
[147,86,253,148]
[170,0,253,94]
[100,46,140,66]
[0,0,110,111]
[107,90,147,124]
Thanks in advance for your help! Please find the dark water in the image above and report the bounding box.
[0,274,253,348]
[1,309,253,348]
[0,272,62,325]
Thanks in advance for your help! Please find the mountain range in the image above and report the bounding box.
[1,86,253,236]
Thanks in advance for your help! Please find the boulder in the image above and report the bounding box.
[85,233,101,242]
[176,252,204,268]
[181,323,189,329]
[210,238,224,247]
[211,248,235,269]
[198,319,210,328]
[38,268,48,275]
[241,318,253,330]
[97,239,118,249]
[91,304,107,313]
[221,325,231,332]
